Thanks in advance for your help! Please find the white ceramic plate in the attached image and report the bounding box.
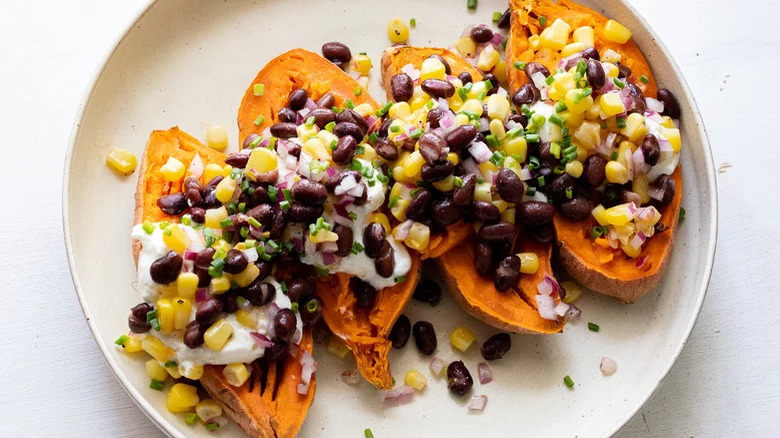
[64,0,717,436]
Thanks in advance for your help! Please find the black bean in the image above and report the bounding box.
[291,179,328,205]
[453,173,477,206]
[378,118,393,138]
[630,94,646,115]
[413,279,442,305]
[352,184,368,206]
[255,259,273,280]
[271,209,289,240]
[300,297,323,327]
[426,107,446,129]
[389,314,411,348]
[586,59,606,89]
[517,201,555,226]
[471,26,493,43]
[412,321,437,355]
[583,155,608,187]
[481,333,511,360]
[418,132,449,164]
[421,79,455,98]
[375,240,395,278]
[131,302,153,320]
[549,174,577,203]
[288,202,322,223]
[316,92,335,109]
[527,224,555,243]
[189,207,206,223]
[427,54,452,75]
[255,169,281,186]
[282,278,312,303]
[364,222,386,258]
[247,204,275,228]
[224,153,249,169]
[321,41,352,69]
[559,197,592,221]
[223,249,249,274]
[524,62,550,80]
[265,339,290,361]
[337,108,369,132]
[478,221,516,243]
[325,170,361,192]
[512,82,540,106]
[150,251,182,284]
[496,168,525,203]
[195,298,223,325]
[375,137,399,161]
[243,279,275,306]
[309,107,337,128]
[616,62,631,79]
[657,88,681,119]
[128,312,151,334]
[474,241,493,275]
[288,89,308,111]
[641,134,661,166]
[184,177,204,206]
[333,122,364,142]
[277,107,297,123]
[447,360,473,396]
[350,277,377,309]
[183,321,205,349]
[539,142,560,168]
[494,255,521,291]
[390,73,414,102]
[581,47,600,60]
[247,185,269,207]
[273,308,297,342]
[472,201,501,223]
[421,161,454,182]
[458,71,473,84]
[483,73,500,95]
[445,124,477,152]
[652,174,676,206]
[406,188,433,221]
[270,122,298,139]
[497,8,511,29]
[156,192,188,215]
[333,224,353,257]
[433,198,462,226]
[195,248,215,272]
[601,184,623,208]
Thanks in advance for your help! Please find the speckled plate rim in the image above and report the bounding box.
[61,1,718,437]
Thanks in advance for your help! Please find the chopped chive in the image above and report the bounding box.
[354,86,363,96]
[348,211,359,221]
[259,253,272,262]
[149,380,165,391]
[454,176,464,187]
[513,61,526,70]
[253,115,265,126]
[267,185,278,202]
[550,142,561,159]
[501,37,508,49]
[344,99,355,109]
[394,275,407,283]
[315,265,329,276]
[506,127,523,139]
[526,186,536,196]
[545,75,555,86]
[563,375,574,388]
[553,165,565,175]
[239,226,249,238]
[639,75,650,84]
[184,413,198,425]
[290,302,299,313]
[410,128,424,139]
[305,299,318,313]
[610,151,618,160]
[554,101,568,113]
[565,187,573,199]
[219,217,233,229]
[205,422,220,431]
[489,150,506,167]
[164,360,178,368]
[467,0,477,10]
[365,428,375,438]
[549,114,565,127]
[267,240,280,251]
[485,134,499,148]
[279,200,291,210]
[159,221,170,230]
[590,226,603,239]
[149,318,160,332]
[679,207,686,220]
[525,133,540,143]
[477,177,485,184]
[588,322,600,332]
[536,176,545,187]
[146,309,157,323]
[349,160,363,171]
[531,114,546,126]
[410,18,416,27]
[457,87,469,101]
[114,335,129,346]
[253,83,265,96]
[390,124,400,133]
[410,187,422,197]
[388,196,400,208]
[616,117,627,129]
[376,172,389,183]
[351,241,364,255]
[613,78,625,89]
[483,79,493,91]
[142,221,155,234]
[247,217,262,230]
[528,156,540,170]
[375,102,393,117]
[539,15,547,26]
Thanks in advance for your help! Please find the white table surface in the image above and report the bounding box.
[1,0,778,436]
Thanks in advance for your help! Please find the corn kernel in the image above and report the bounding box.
[591,204,609,226]
[564,89,594,115]
[503,136,528,161]
[405,370,428,390]
[432,175,456,192]
[206,125,228,151]
[450,326,476,352]
[573,121,601,150]
[548,72,575,101]
[176,272,199,300]
[459,99,484,117]
[353,54,372,75]
[474,182,492,202]
[477,47,501,71]
[486,94,510,121]
[390,198,409,221]
[351,104,373,119]
[196,399,223,422]
[404,222,430,251]
[204,206,228,229]
[503,156,523,177]
[210,276,231,295]
[172,298,192,331]
[166,383,199,413]
[605,161,629,184]
[565,161,583,178]
[161,224,190,254]
[454,113,470,126]
[160,157,186,182]
[106,147,137,176]
[585,101,602,120]
[156,299,174,333]
[181,364,204,381]
[447,91,464,112]
[664,128,682,152]
[660,116,676,129]
[633,173,650,204]
[492,60,507,84]
[223,363,249,387]
[488,119,506,141]
[203,163,224,184]
[232,263,260,288]
[560,281,582,303]
[387,17,409,43]
[603,203,634,226]
[454,37,476,58]
[327,336,351,359]
[467,81,487,100]
[599,92,626,117]
[246,148,278,179]
[403,151,425,177]
[617,141,635,168]
[145,359,169,382]
[365,213,390,234]
[575,144,588,162]
[539,18,571,50]
[501,208,516,223]
[409,96,429,111]
[492,199,509,213]
[204,319,234,351]
[213,176,236,204]
[120,335,144,353]
[446,152,460,166]
[573,26,595,48]
[602,48,622,63]
[516,252,540,274]
[620,113,648,142]
[420,57,447,81]
[142,336,171,362]
[309,229,339,244]
[389,102,412,120]
[561,41,586,58]
[478,160,499,177]
[604,19,632,44]
[528,34,541,50]
[235,308,258,328]
[357,144,377,161]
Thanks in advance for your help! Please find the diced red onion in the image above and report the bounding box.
[297,152,312,178]
[287,342,300,358]
[554,302,570,317]
[183,250,197,261]
[437,98,450,111]
[635,255,648,268]
[304,236,317,255]
[566,304,582,318]
[304,98,316,111]
[648,186,664,201]
[366,115,378,128]
[600,357,618,376]
[284,155,298,170]
[333,203,350,218]
[497,87,508,98]
[537,275,559,296]
[321,252,336,265]
[645,97,665,113]
[290,238,304,253]
[440,112,455,130]
[401,63,421,82]
[490,31,505,48]
[188,153,204,179]
[334,174,358,195]
[637,207,655,221]
[258,137,271,149]
[383,385,414,406]
[195,288,209,303]
[645,110,663,123]
[205,416,228,430]
[477,117,490,132]
[461,158,481,176]
[429,357,446,376]
[607,228,619,248]
[299,349,316,367]
[468,395,488,412]
[250,332,273,348]
[298,107,311,120]
[242,134,259,149]
[603,132,618,150]
[658,138,673,153]
[519,166,533,181]
[348,70,361,80]
[469,141,492,163]
[325,166,336,177]
[243,249,258,264]
[266,302,280,321]
[540,87,549,101]
[301,362,316,385]
[535,294,558,321]
[632,148,648,175]
[332,214,353,227]
[624,191,641,206]
[394,219,414,241]
[261,127,272,137]
[341,370,361,385]
[478,363,493,384]
[347,183,365,198]
[320,242,339,254]
[531,71,548,90]
[297,382,310,395]
[629,233,645,250]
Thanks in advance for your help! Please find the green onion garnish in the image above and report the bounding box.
[315,265,329,276]
[348,211,359,220]
[613,78,625,89]
[354,86,363,96]
[114,335,129,346]
[410,18,417,27]
[344,99,355,109]
[539,15,547,26]
[639,75,649,84]
[679,207,686,220]
[375,102,393,117]
[184,413,198,425]
[253,83,265,96]
[394,275,407,283]
[142,221,155,234]
[164,360,178,368]
[205,422,220,431]
[537,176,545,187]
[526,186,536,196]
[453,176,464,187]
[149,380,165,391]
[616,117,627,129]
[351,242,364,255]
[467,0,477,9]
[587,322,600,332]
[513,61,526,70]
[563,375,574,388]
[525,133,540,143]
[254,115,265,126]
[365,428,375,438]
[410,128,423,139]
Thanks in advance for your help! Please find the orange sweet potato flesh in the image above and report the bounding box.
[133,127,314,438]
[381,46,563,334]
[507,0,681,303]
[237,49,421,389]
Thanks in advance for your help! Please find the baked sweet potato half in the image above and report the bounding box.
[237,48,421,389]
[506,0,683,303]
[380,46,564,334]
[133,127,315,438]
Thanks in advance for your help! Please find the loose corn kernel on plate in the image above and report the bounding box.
[64,0,716,437]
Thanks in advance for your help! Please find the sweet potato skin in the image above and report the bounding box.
[507,0,681,303]
[133,127,314,438]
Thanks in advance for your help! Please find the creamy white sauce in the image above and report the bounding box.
[645,116,680,181]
